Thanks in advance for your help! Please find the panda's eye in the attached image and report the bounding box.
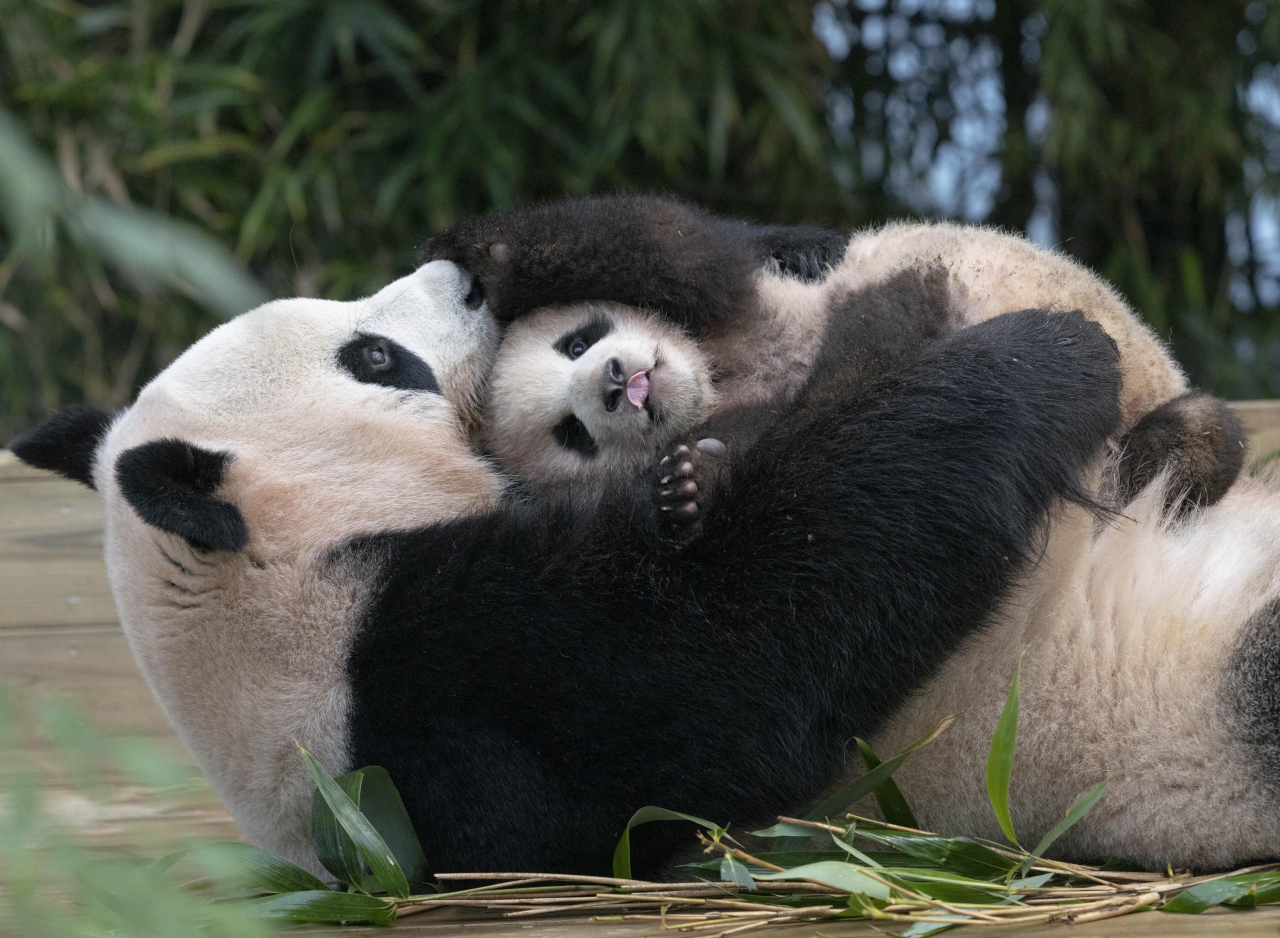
[338,334,440,394]
[364,341,392,371]
[555,315,614,360]
[551,414,598,457]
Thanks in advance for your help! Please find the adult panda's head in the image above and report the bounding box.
[483,301,717,487]
[7,261,503,869]
[12,260,501,561]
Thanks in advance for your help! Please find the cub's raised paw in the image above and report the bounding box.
[656,438,727,545]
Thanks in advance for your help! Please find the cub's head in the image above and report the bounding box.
[483,301,716,487]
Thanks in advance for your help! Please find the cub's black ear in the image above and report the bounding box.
[9,405,115,489]
[116,439,248,553]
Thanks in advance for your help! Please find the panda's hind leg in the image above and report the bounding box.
[1115,391,1247,519]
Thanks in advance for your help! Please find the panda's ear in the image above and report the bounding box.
[115,439,248,553]
[9,405,115,489]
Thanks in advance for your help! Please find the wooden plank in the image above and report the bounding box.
[1238,400,1280,461]
[0,472,116,629]
[300,904,1280,936]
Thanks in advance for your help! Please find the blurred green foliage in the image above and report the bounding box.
[0,0,1277,440]
[0,685,282,937]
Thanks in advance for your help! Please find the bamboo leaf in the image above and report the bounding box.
[855,829,1018,880]
[751,822,822,838]
[1028,779,1108,861]
[986,661,1022,848]
[755,861,891,900]
[1160,878,1258,914]
[191,841,329,895]
[311,768,367,891]
[243,890,396,925]
[856,738,920,829]
[350,766,432,890]
[612,806,721,880]
[801,716,955,826]
[300,747,410,899]
[719,855,757,891]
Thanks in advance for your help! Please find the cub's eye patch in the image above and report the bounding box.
[551,414,598,457]
[555,315,613,360]
[338,334,440,394]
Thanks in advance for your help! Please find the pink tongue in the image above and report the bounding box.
[626,371,650,408]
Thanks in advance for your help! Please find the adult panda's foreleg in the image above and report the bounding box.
[418,194,843,329]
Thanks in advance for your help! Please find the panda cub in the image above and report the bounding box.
[423,196,1247,529]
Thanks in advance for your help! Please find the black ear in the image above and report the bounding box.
[115,439,248,553]
[9,405,115,489]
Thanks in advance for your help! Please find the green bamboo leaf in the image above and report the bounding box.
[348,766,432,890]
[1028,779,1108,861]
[754,861,891,900]
[311,768,367,890]
[750,822,821,839]
[192,841,329,895]
[134,134,255,171]
[300,747,410,899]
[986,661,1022,848]
[612,806,721,880]
[71,198,268,317]
[719,855,757,891]
[801,716,955,825]
[856,738,920,829]
[831,833,883,868]
[243,890,396,925]
[855,829,1018,880]
[1160,877,1258,914]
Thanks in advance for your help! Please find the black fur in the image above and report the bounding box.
[9,405,114,489]
[1226,598,1280,777]
[1116,391,1246,518]
[418,195,848,326]
[115,439,248,552]
[337,334,440,394]
[343,308,1121,877]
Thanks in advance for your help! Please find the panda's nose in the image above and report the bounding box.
[603,358,626,412]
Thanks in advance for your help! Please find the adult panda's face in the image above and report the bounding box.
[482,301,716,486]
[92,261,503,562]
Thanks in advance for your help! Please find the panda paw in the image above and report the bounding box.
[656,438,727,546]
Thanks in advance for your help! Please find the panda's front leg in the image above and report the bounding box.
[655,437,727,546]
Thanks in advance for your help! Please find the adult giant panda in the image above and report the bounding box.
[9,260,1123,877]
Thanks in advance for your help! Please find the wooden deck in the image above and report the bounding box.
[4,400,1280,935]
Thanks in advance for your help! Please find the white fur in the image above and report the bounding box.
[866,464,1280,869]
[94,262,502,870]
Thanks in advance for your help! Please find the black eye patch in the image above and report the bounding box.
[337,334,440,394]
[554,315,613,359]
[551,414,598,457]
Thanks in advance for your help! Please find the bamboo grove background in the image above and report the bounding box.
[2,0,1279,440]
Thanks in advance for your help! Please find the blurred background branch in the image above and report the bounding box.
[1,0,1277,439]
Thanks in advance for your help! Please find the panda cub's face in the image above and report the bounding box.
[484,302,716,486]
